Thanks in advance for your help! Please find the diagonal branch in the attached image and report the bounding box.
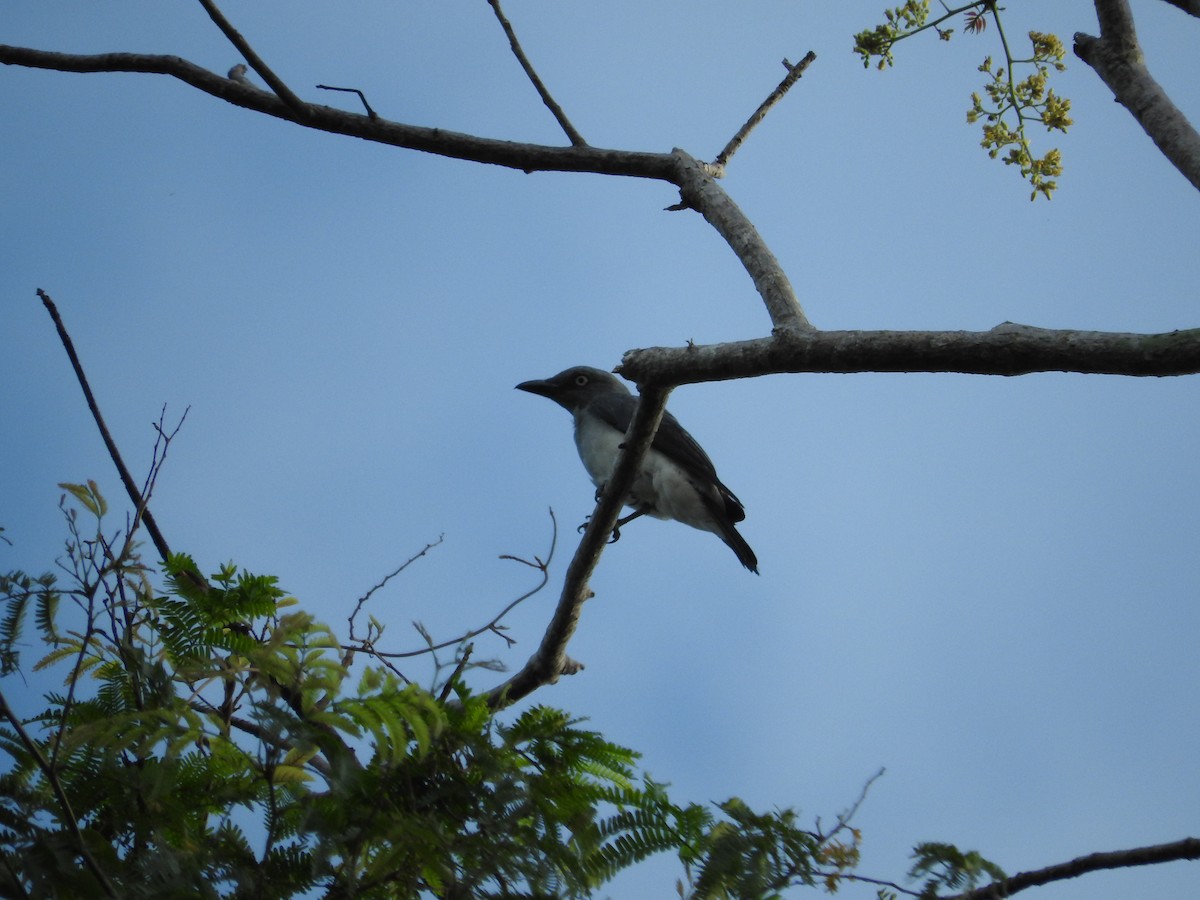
[713,51,816,170]
[483,384,670,709]
[670,150,811,331]
[947,836,1200,900]
[195,0,307,115]
[1074,0,1200,192]
[487,0,587,146]
[38,290,175,566]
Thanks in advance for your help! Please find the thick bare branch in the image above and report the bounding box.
[619,323,1200,385]
[1075,1,1200,192]
[947,837,1200,900]
[483,385,670,709]
[487,0,586,146]
[670,150,810,331]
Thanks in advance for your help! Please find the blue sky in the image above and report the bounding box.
[3,2,1198,897]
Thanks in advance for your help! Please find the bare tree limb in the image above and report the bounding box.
[1074,0,1200,192]
[946,837,1200,900]
[0,45,668,175]
[483,385,670,708]
[195,0,306,116]
[38,290,175,565]
[619,323,1200,385]
[487,0,587,146]
[670,150,811,331]
[713,52,816,170]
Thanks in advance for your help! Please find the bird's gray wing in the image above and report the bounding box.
[585,391,637,437]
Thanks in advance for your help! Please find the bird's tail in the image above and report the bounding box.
[719,524,759,574]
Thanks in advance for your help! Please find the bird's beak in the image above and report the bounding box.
[515,379,556,398]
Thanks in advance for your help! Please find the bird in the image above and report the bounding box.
[516,366,758,573]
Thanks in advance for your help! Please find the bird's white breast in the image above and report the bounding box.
[572,410,720,535]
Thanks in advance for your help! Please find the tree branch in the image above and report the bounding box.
[483,385,670,708]
[1074,1,1200,192]
[349,523,554,661]
[713,52,816,170]
[619,323,1200,385]
[1157,0,1200,16]
[670,150,811,331]
[947,837,1200,900]
[0,45,670,174]
[38,290,175,565]
[487,0,586,146]
[2,49,806,332]
[195,0,306,115]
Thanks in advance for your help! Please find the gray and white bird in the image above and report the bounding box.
[516,366,758,573]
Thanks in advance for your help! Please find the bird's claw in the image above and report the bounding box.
[577,514,622,544]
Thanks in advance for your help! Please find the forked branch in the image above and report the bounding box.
[195,0,306,115]
[1074,0,1200,191]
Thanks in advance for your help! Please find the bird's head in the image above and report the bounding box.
[515,366,630,412]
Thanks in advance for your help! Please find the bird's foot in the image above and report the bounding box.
[577,514,623,543]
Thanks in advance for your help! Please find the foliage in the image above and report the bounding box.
[908,842,1006,898]
[854,2,1072,199]
[0,486,880,898]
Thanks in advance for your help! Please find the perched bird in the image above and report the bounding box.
[516,366,758,573]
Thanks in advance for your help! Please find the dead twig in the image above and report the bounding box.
[343,511,556,663]
[38,290,175,566]
[713,52,816,170]
[487,0,587,146]
[316,83,378,119]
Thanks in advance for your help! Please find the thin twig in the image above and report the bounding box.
[713,52,816,170]
[816,871,921,897]
[437,644,473,702]
[195,0,307,116]
[316,83,378,119]
[487,0,587,146]
[819,766,886,841]
[38,290,174,566]
[347,514,556,661]
[347,535,446,643]
[0,689,118,898]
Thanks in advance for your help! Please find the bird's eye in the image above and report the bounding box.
[574,374,589,386]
